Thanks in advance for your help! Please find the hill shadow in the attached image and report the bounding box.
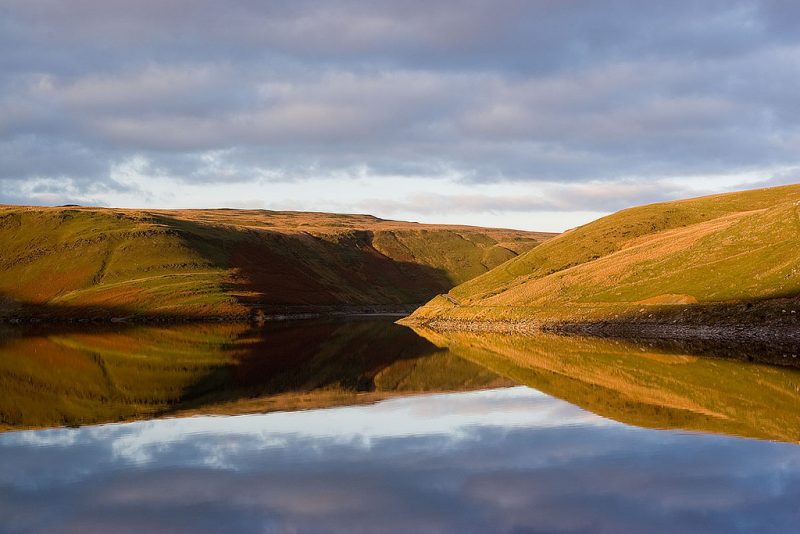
[0,213,457,322]
[150,214,454,313]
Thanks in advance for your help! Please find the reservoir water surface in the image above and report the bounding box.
[1,319,798,533]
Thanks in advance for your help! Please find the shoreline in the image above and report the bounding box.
[401,317,800,368]
[0,307,416,326]
[400,317,800,341]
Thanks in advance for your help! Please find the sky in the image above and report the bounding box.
[1,1,799,231]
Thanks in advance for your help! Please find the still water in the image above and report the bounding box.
[1,319,799,533]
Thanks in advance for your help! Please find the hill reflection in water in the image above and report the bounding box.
[1,319,799,443]
[412,327,800,443]
[0,319,510,431]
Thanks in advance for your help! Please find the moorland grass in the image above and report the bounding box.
[409,183,800,324]
[0,206,553,319]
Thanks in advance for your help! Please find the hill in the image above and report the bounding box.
[405,183,800,331]
[0,206,553,320]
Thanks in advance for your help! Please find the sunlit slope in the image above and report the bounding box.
[413,328,800,442]
[0,206,552,318]
[410,184,800,323]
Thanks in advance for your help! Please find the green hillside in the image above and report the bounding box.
[0,206,552,320]
[407,184,800,326]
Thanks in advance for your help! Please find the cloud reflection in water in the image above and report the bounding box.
[1,387,798,533]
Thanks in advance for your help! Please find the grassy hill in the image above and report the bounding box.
[406,184,800,328]
[0,206,552,320]
[412,327,800,442]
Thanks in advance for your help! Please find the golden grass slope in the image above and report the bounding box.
[0,206,554,319]
[408,184,800,324]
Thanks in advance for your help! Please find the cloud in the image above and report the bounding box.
[356,181,704,215]
[1,1,799,221]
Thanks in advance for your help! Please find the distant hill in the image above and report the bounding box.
[0,206,554,320]
[406,184,800,329]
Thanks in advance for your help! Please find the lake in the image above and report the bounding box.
[1,319,799,533]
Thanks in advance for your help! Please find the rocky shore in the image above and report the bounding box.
[400,316,800,367]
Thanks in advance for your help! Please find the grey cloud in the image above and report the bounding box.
[0,136,109,182]
[1,1,799,208]
[1,1,792,73]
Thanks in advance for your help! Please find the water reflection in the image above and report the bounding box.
[1,387,798,533]
[413,328,800,442]
[0,320,510,430]
[3,320,800,443]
